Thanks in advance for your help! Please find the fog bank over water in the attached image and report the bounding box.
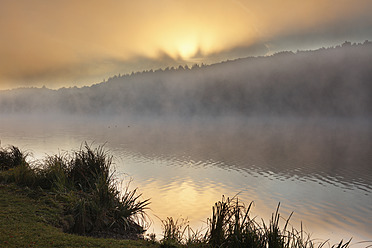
[1,43,372,242]
[1,42,371,118]
[1,42,371,189]
[1,114,372,241]
[2,114,371,193]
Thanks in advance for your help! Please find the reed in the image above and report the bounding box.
[207,196,264,247]
[160,196,357,248]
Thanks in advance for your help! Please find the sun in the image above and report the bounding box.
[157,31,210,60]
[177,41,198,59]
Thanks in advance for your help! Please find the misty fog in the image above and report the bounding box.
[1,42,371,118]
[1,42,371,193]
[1,42,372,241]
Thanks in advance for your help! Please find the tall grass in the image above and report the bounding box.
[0,143,150,239]
[207,196,264,248]
[160,217,187,247]
[0,145,35,186]
[160,217,208,248]
[160,196,356,248]
[68,144,112,192]
[37,154,70,191]
[0,145,28,171]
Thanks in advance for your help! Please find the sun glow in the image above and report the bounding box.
[156,30,222,61]
[177,41,199,59]
[154,30,202,60]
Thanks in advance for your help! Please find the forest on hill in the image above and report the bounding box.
[1,41,371,118]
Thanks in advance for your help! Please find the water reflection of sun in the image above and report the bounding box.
[134,178,226,235]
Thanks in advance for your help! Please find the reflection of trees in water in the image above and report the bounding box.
[96,117,372,191]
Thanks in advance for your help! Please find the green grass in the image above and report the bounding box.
[0,183,157,248]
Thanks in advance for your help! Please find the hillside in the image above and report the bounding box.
[1,41,371,118]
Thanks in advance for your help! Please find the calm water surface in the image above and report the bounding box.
[1,115,371,244]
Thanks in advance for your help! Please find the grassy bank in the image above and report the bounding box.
[0,144,365,248]
[0,183,157,247]
[0,144,150,237]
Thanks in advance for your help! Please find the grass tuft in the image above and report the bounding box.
[0,143,150,239]
[160,196,361,248]
[0,145,28,171]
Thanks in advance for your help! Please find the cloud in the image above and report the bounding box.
[0,0,371,89]
[264,13,372,52]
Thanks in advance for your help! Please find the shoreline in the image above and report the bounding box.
[1,144,369,247]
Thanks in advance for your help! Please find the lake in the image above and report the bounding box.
[1,114,371,244]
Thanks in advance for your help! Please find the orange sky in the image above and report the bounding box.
[0,0,371,89]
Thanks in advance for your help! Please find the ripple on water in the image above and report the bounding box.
[2,117,372,242]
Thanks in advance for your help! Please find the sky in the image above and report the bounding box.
[0,0,371,90]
